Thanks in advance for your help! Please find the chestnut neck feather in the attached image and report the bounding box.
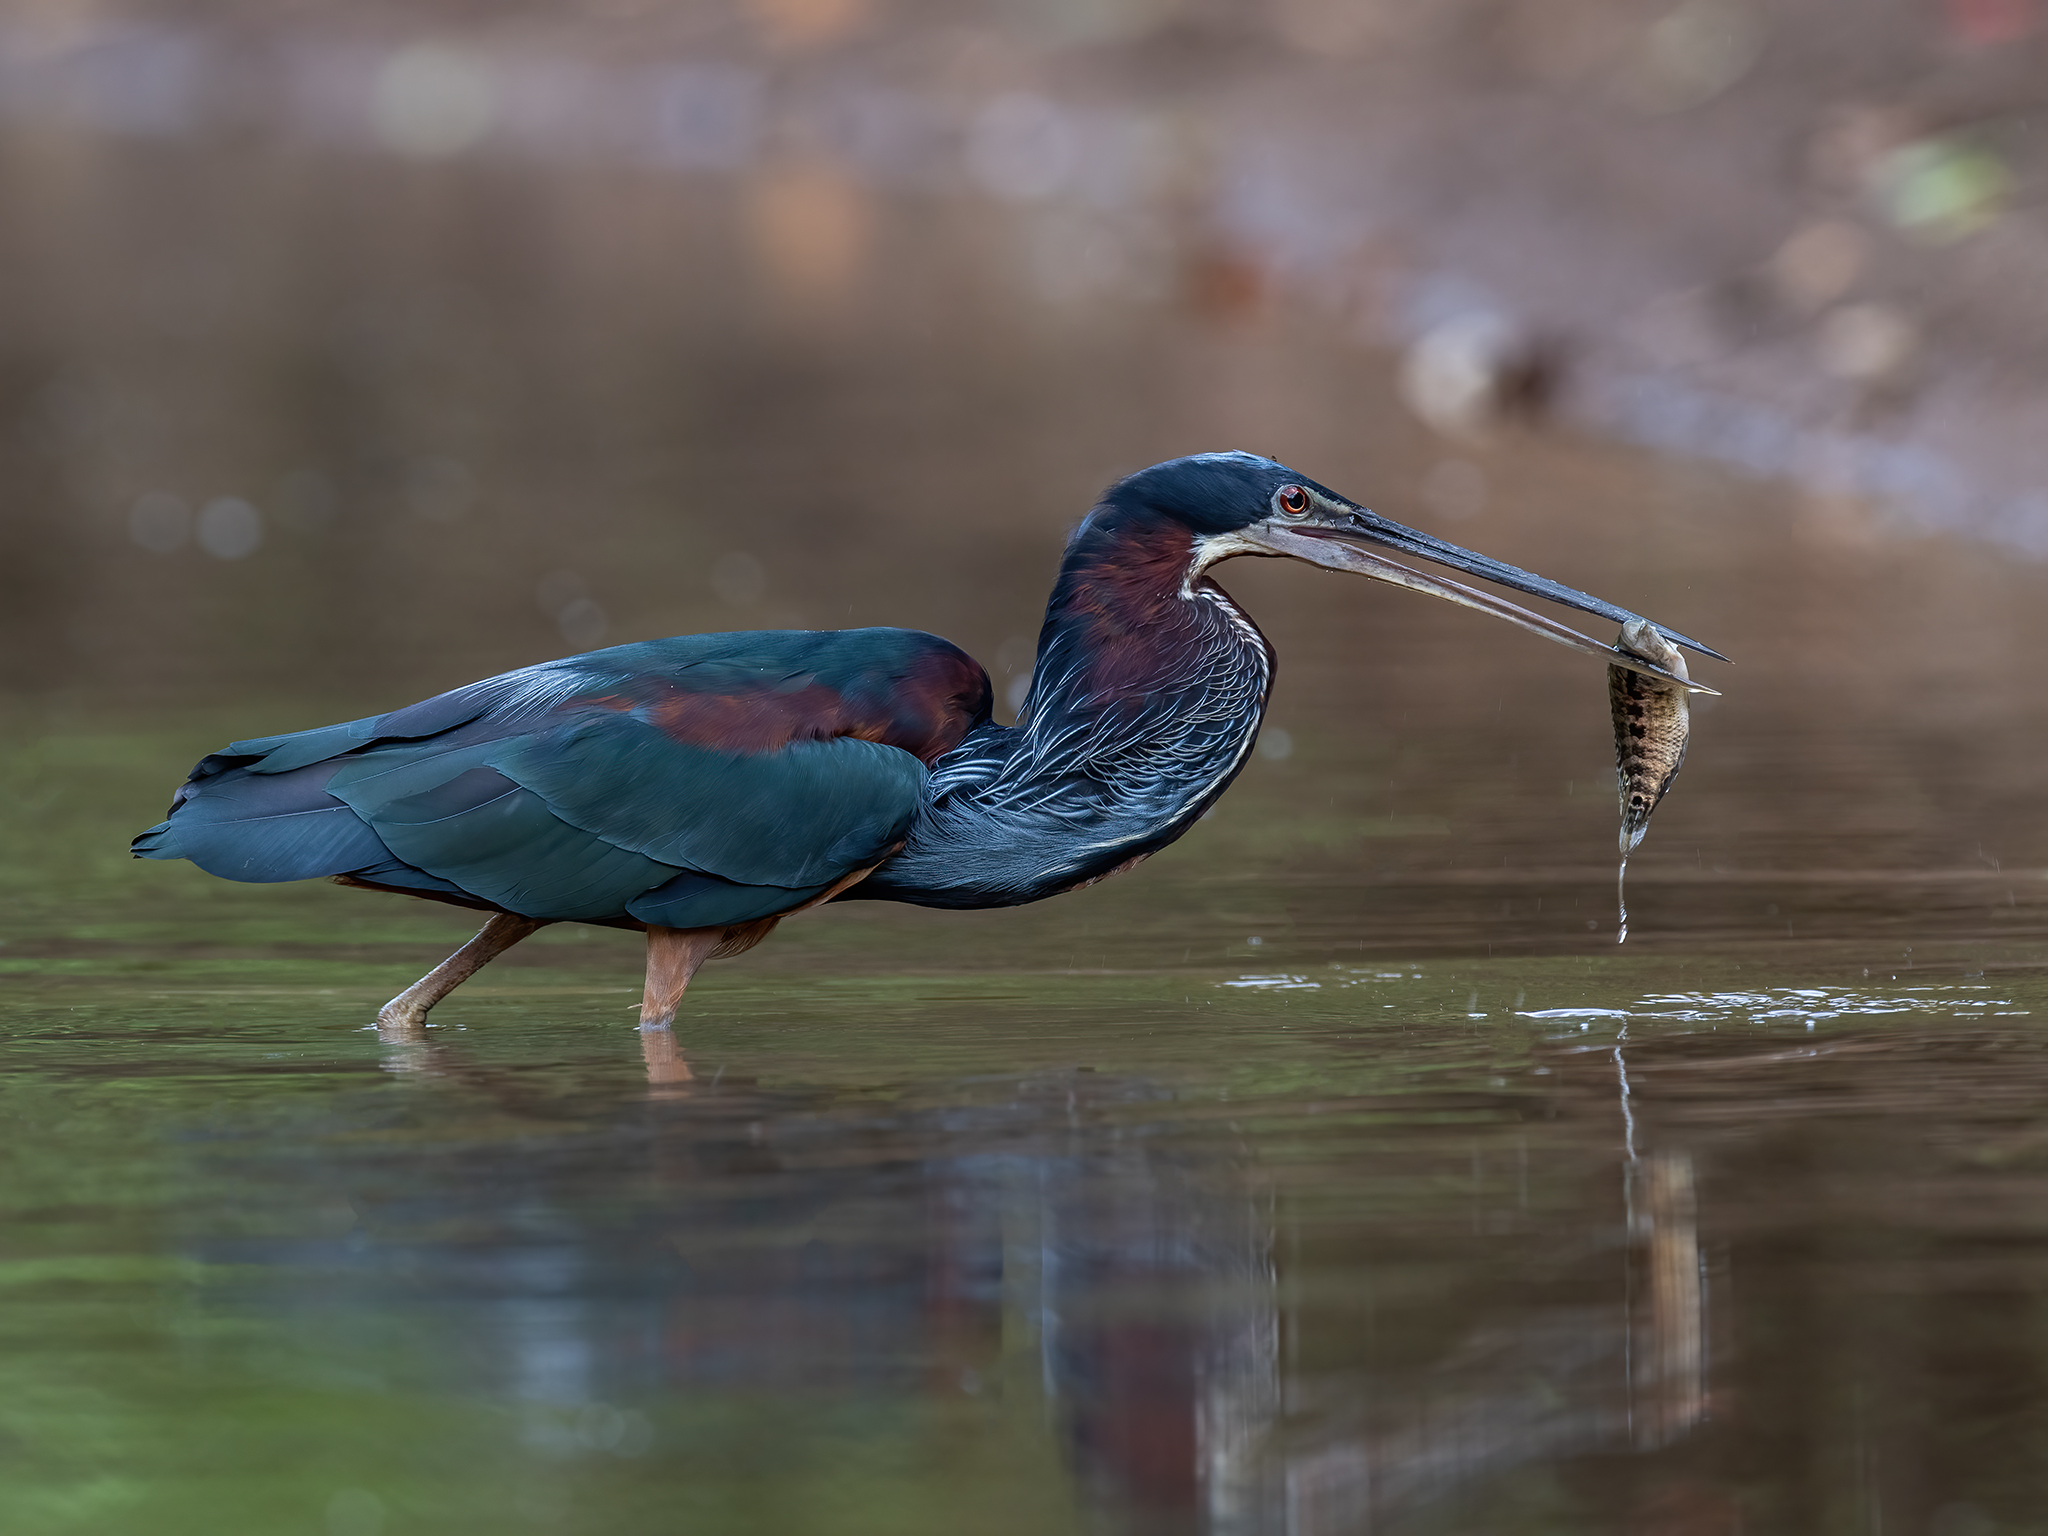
[855,506,1276,909]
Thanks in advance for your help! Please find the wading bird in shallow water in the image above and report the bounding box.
[135,453,1722,1038]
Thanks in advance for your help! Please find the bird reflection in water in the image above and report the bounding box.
[360,1026,1710,1533]
[376,1004,701,1094]
[1633,1149,1706,1451]
[1618,1036,1708,1450]
[1272,1062,1711,1534]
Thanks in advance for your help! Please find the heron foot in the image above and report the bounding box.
[375,912,549,1032]
[376,1001,430,1039]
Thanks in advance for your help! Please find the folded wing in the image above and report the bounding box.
[133,628,992,927]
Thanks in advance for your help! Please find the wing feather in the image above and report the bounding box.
[135,629,964,924]
[489,711,923,887]
[132,761,393,882]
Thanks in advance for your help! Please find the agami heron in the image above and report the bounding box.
[134,453,1720,1033]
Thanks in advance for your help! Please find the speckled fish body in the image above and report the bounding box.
[1609,620,1690,941]
[1611,620,1690,853]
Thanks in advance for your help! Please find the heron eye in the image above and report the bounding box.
[1278,486,1311,516]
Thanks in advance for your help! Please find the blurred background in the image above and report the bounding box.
[6,3,2048,1535]
[9,0,2048,937]
[8,0,2048,698]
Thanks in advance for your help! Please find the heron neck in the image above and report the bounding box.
[856,510,1275,909]
[1029,509,1213,700]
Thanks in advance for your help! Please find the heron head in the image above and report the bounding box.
[1102,452,1723,689]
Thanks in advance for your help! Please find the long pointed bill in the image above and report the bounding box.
[1303,507,1727,664]
[1253,522,1721,695]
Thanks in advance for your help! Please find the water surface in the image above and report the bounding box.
[8,539,2048,1534]
[5,126,2048,1536]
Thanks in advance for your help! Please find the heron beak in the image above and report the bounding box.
[1248,516,1723,694]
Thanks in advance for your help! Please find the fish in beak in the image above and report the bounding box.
[1238,485,1725,693]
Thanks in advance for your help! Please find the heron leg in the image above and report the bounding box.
[639,918,780,1031]
[377,912,549,1036]
[637,863,879,1039]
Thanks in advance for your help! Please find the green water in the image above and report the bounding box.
[7,119,2048,1534]
[6,678,2048,1536]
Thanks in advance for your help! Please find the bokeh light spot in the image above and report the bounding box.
[1621,0,1767,114]
[1400,314,1529,438]
[745,0,870,49]
[1875,136,2008,241]
[1944,0,2037,47]
[195,497,262,560]
[372,45,497,159]
[1768,220,1868,311]
[1817,302,1918,384]
[558,597,609,650]
[746,166,871,305]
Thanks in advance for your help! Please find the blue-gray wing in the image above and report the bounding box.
[131,630,987,926]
